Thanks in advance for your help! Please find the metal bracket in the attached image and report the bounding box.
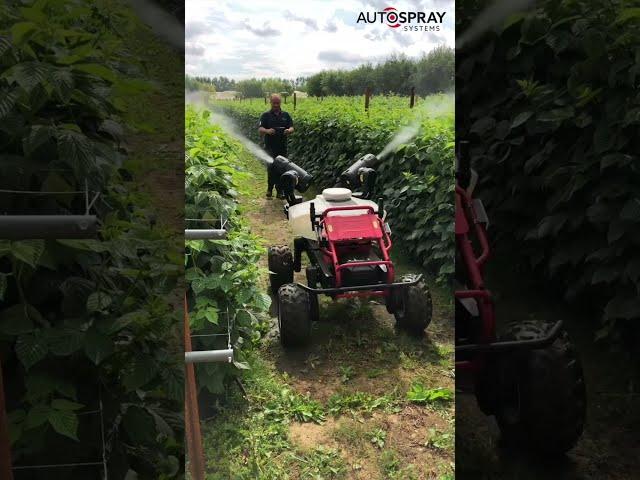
[297,274,423,295]
[185,216,228,240]
[455,320,564,353]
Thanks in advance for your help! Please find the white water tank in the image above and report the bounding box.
[288,188,381,240]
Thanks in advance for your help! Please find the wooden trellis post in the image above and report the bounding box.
[293,92,297,110]
[364,87,371,113]
[410,87,415,108]
[184,295,205,480]
[0,362,12,480]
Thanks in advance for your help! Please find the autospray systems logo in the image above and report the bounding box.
[357,6,446,31]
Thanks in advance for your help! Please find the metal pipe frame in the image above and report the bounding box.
[296,274,422,295]
[455,320,564,354]
[184,229,227,240]
[185,349,234,364]
[0,215,98,239]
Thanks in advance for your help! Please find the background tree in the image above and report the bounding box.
[236,78,264,98]
[412,45,454,95]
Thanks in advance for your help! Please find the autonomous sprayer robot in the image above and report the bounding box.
[267,154,432,347]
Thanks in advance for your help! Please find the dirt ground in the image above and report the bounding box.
[120,26,184,312]
[455,251,640,479]
[122,28,184,234]
[221,148,456,479]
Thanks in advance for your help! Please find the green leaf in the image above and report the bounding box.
[51,67,74,101]
[11,22,37,45]
[48,408,79,441]
[160,367,183,402]
[511,111,532,128]
[0,36,11,57]
[56,239,109,252]
[122,406,156,445]
[3,61,50,92]
[26,405,50,429]
[616,8,640,23]
[406,384,453,404]
[72,63,117,83]
[84,327,113,365]
[0,274,6,300]
[16,332,48,370]
[56,129,95,176]
[46,327,84,356]
[51,399,84,411]
[23,125,56,157]
[0,304,39,335]
[86,292,112,312]
[0,88,18,119]
[470,116,495,135]
[123,356,159,391]
[109,310,147,333]
[253,292,272,311]
[11,240,45,267]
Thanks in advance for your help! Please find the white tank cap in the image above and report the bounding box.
[322,188,352,202]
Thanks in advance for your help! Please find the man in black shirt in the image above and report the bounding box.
[258,94,294,197]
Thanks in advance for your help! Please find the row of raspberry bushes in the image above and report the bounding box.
[456,0,640,341]
[185,107,270,395]
[0,2,183,477]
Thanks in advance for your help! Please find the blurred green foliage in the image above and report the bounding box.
[457,0,640,341]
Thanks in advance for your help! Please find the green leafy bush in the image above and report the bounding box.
[0,1,183,477]
[185,107,270,394]
[457,0,640,340]
[214,96,455,281]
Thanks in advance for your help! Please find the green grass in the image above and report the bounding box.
[332,420,368,448]
[327,391,401,416]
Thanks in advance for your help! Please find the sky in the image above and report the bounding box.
[185,0,455,81]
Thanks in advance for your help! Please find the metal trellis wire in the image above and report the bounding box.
[9,388,108,479]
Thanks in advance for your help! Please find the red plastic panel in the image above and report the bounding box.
[324,213,383,242]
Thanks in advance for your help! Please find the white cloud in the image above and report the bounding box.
[185,43,205,56]
[185,0,454,80]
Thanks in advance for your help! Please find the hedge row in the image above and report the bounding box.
[457,0,640,340]
[0,2,183,477]
[185,107,270,394]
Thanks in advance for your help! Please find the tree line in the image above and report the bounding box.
[306,47,453,97]
[187,46,453,98]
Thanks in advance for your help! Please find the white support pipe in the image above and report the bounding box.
[185,349,233,364]
[184,229,227,240]
[0,215,97,239]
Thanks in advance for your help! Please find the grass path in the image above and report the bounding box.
[118,19,184,313]
[201,147,455,480]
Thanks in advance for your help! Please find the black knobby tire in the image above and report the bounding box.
[393,274,433,335]
[306,266,320,322]
[268,245,293,294]
[278,283,312,348]
[494,320,586,454]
